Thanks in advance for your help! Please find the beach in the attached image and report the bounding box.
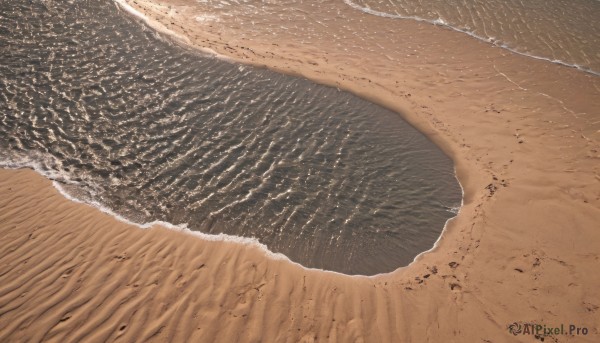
[1,0,599,341]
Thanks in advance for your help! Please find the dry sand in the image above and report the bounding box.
[1,0,600,341]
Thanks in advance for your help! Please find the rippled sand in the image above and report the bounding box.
[0,0,461,275]
[0,0,599,341]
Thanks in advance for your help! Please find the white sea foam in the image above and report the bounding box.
[343,0,600,77]
[0,153,79,185]
[1,0,467,278]
[112,0,232,61]
[411,166,465,266]
[195,14,220,23]
[0,155,295,262]
[46,169,371,277]
[50,179,286,255]
[2,152,463,278]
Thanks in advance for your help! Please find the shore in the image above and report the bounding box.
[1,0,599,341]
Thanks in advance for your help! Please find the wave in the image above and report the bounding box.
[342,0,600,77]
[113,0,231,60]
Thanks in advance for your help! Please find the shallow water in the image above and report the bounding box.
[0,0,461,275]
[192,0,600,75]
[347,0,600,75]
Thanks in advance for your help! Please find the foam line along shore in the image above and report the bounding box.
[342,0,600,76]
[0,0,599,341]
[0,0,462,275]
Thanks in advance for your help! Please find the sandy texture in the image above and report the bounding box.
[1,0,600,341]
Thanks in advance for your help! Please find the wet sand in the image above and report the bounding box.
[1,0,599,341]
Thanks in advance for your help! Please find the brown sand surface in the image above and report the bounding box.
[1,0,600,341]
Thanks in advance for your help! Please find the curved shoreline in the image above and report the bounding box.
[0,161,463,279]
[112,0,467,277]
[342,0,600,77]
[1,0,599,341]
[110,0,505,275]
[2,0,464,275]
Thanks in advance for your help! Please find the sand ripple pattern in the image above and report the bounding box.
[0,0,461,275]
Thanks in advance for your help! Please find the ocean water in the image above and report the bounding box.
[191,0,600,75]
[346,0,600,75]
[0,0,461,275]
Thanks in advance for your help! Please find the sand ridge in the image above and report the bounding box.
[0,0,599,341]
